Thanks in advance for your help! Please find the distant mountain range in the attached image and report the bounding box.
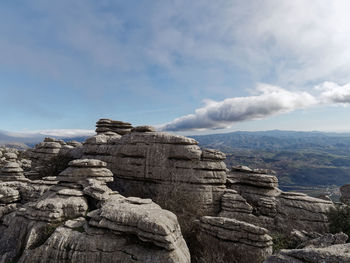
[0,130,92,148]
[191,130,350,191]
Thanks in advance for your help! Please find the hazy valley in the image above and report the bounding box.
[192,130,350,199]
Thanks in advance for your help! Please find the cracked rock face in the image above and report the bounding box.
[223,167,335,235]
[81,121,227,217]
[95,118,133,135]
[26,137,83,179]
[0,147,31,172]
[108,131,227,216]
[196,216,273,263]
[0,159,190,263]
[264,243,350,263]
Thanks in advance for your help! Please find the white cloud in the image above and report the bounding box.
[160,84,317,131]
[146,0,350,87]
[316,82,350,104]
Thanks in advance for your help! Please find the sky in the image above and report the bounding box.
[1,0,350,136]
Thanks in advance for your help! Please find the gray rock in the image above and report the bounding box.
[264,243,350,263]
[131,125,156,132]
[196,216,272,263]
[0,158,190,263]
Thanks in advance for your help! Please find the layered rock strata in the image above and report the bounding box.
[109,131,227,216]
[26,137,83,179]
[222,166,334,235]
[0,159,190,263]
[196,216,273,263]
[264,234,350,263]
[95,118,133,135]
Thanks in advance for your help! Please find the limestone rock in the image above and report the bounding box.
[264,243,350,263]
[297,232,348,249]
[0,158,190,263]
[109,131,227,216]
[228,168,278,188]
[0,162,27,182]
[131,125,156,132]
[88,195,185,251]
[18,222,190,263]
[196,216,272,263]
[95,118,133,135]
[224,166,335,235]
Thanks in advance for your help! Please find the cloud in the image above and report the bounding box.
[316,82,350,104]
[160,84,317,131]
[161,81,350,131]
[4,129,95,138]
[147,0,350,87]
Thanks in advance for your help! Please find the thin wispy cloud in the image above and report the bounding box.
[4,129,95,138]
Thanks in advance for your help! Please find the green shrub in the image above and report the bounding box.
[271,233,298,252]
[328,204,350,239]
[39,154,75,178]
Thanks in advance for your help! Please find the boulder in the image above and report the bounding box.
[196,216,273,263]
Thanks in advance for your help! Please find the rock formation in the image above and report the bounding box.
[95,118,133,135]
[196,216,273,263]
[26,137,83,179]
[264,232,350,263]
[8,118,348,263]
[221,166,334,235]
[0,159,190,263]
[0,147,31,172]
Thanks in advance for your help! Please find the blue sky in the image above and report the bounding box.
[1,0,350,136]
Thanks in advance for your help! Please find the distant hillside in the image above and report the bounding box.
[191,130,350,189]
[0,130,91,148]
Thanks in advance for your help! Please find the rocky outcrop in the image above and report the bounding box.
[0,159,190,263]
[0,162,28,182]
[80,120,228,218]
[0,160,57,205]
[6,118,348,263]
[0,147,31,171]
[82,132,120,164]
[222,166,334,235]
[265,242,350,263]
[26,137,84,179]
[26,137,66,176]
[196,216,273,263]
[95,118,133,135]
[109,131,227,217]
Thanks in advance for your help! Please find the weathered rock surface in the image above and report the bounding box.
[3,119,348,263]
[95,118,133,135]
[108,131,227,216]
[296,232,348,249]
[0,158,190,263]
[264,243,350,263]
[0,147,31,172]
[223,167,334,235]
[196,216,273,263]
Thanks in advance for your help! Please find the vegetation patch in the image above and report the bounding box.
[39,154,75,178]
[271,233,298,252]
[328,205,350,240]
